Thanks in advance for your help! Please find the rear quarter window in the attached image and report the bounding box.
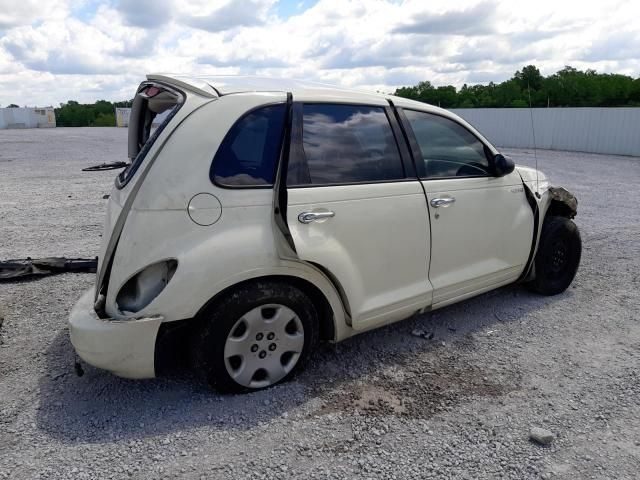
[211,104,286,187]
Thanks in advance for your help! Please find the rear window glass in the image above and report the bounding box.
[117,84,183,188]
[211,104,286,187]
[296,104,404,185]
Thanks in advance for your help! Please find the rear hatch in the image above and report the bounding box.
[94,77,216,310]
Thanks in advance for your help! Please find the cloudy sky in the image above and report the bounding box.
[1,0,638,107]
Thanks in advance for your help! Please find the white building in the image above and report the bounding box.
[115,107,131,127]
[0,107,56,129]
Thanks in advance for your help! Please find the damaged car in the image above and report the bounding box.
[68,74,581,392]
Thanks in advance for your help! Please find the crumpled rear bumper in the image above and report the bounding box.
[68,288,163,379]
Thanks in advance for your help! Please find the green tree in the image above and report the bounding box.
[394,65,640,108]
[94,113,116,126]
[55,100,124,127]
[514,65,543,90]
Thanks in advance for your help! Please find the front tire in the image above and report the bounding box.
[191,281,319,393]
[529,216,581,295]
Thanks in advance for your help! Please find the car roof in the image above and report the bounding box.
[149,73,379,98]
[146,73,446,112]
[143,73,498,148]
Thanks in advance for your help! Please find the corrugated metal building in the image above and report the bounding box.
[451,107,640,157]
[0,107,56,129]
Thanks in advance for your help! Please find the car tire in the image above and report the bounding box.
[191,280,319,393]
[529,215,581,296]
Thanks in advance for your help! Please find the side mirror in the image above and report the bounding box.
[493,153,515,177]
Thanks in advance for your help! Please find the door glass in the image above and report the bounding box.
[404,110,491,178]
[294,104,405,185]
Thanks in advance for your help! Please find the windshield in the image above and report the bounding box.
[116,82,184,188]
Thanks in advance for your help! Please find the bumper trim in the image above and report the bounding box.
[68,288,163,379]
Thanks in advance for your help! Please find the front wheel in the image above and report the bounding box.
[528,216,582,296]
[191,281,319,393]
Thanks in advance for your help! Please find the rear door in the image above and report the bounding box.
[284,101,432,330]
[399,108,533,307]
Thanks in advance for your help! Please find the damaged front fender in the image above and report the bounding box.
[519,182,579,282]
[547,186,578,219]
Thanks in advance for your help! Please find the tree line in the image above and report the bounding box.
[54,100,132,127]
[394,65,640,108]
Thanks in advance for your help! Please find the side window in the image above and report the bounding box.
[295,104,405,185]
[404,110,491,178]
[211,104,286,187]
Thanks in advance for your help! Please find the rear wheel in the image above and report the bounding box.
[529,216,581,295]
[191,281,318,393]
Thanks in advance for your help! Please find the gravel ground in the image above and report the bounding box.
[1,127,639,479]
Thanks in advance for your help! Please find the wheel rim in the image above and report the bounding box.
[546,239,568,278]
[223,304,304,389]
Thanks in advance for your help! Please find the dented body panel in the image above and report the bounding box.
[69,288,162,378]
[516,166,579,281]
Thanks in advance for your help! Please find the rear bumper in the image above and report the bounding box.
[68,288,163,379]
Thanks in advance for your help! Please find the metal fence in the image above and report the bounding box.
[451,108,640,157]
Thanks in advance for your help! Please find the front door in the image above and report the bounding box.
[399,108,533,306]
[285,102,433,330]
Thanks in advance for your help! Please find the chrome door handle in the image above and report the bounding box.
[430,197,456,208]
[298,211,335,224]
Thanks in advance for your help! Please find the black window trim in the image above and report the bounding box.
[287,100,418,189]
[397,107,499,181]
[209,101,288,190]
[384,105,416,178]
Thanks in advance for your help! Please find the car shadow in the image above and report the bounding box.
[36,284,569,444]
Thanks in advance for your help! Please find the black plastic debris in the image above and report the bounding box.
[0,257,97,281]
[82,161,129,172]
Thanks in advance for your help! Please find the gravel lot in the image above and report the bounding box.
[1,127,639,479]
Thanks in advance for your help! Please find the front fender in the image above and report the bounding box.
[519,179,579,282]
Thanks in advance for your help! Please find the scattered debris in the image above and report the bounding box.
[82,161,128,172]
[0,257,97,281]
[411,329,434,340]
[74,360,85,377]
[529,427,554,446]
[103,194,110,199]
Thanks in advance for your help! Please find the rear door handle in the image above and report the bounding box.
[430,197,456,208]
[298,211,335,224]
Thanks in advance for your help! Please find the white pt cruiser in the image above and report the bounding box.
[69,75,581,392]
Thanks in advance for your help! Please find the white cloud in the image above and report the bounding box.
[116,0,174,28]
[179,0,276,32]
[0,0,639,106]
[0,0,69,29]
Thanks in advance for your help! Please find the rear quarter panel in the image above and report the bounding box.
[104,93,349,339]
